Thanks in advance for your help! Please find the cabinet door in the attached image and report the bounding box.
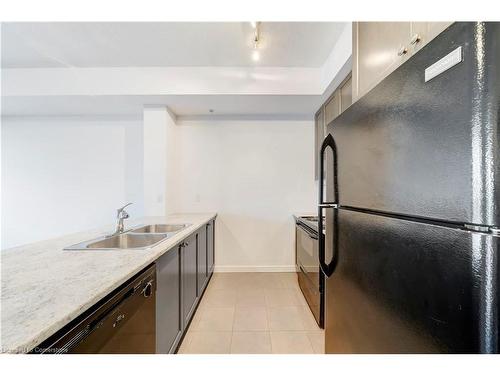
[324,91,341,126]
[207,220,215,275]
[182,234,198,328]
[197,226,208,295]
[410,22,452,53]
[156,248,181,353]
[340,76,352,112]
[314,108,325,180]
[426,22,452,42]
[354,22,412,99]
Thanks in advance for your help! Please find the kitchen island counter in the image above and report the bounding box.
[1,213,217,353]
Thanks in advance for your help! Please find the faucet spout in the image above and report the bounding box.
[109,203,133,237]
[117,202,133,218]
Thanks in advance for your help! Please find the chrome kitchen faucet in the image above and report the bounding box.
[109,203,133,237]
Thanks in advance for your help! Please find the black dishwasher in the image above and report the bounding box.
[33,264,156,354]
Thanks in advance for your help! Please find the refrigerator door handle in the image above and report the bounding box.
[318,205,339,277]
[318,134,338,206]
[318,134,339,278]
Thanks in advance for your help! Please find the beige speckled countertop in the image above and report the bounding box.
[0,213,217,353]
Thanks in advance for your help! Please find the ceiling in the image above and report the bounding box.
[1,22,351,118]
[1,22,345,68]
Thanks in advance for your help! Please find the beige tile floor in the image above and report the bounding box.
[177,272,325,354]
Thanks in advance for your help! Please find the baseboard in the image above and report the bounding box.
[213,265,297,273]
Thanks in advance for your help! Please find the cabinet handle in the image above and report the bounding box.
[142,281,153,298]
[397,46,408,56]
[410,34,421,45]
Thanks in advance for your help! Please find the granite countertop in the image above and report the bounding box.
[0,212,217,353]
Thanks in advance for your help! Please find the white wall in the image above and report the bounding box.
[1,116,144,249]
[1,113,317,271]
[143,106,176,216]
[172,120,317,272]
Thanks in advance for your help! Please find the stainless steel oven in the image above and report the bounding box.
[295,216,323,328]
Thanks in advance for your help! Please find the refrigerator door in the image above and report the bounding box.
[325,208,499,353]
[328,22,500,226]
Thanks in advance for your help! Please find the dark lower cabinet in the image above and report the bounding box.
[181,233,198,328]
[156,247,182,354]
[156,218,216,353]
[197,227,208,296]
[207,220,215,274]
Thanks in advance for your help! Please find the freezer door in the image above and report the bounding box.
[328,22,500,226]
[325,208,499,353]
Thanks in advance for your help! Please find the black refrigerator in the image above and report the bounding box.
[318,22,499,354]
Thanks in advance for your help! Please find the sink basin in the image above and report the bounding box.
[86,233,168,249]
[64,223,190,250]
[65,233,168,250]
[131,224,189,234]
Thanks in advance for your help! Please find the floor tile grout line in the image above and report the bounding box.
[228,323,234,354]
[266,303,274,354]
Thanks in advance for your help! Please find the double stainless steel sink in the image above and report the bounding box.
[65,224,190,250]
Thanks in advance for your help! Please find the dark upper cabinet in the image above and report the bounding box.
[182,233,198,328]
[197,227,208,296]
[156,247,181,354]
